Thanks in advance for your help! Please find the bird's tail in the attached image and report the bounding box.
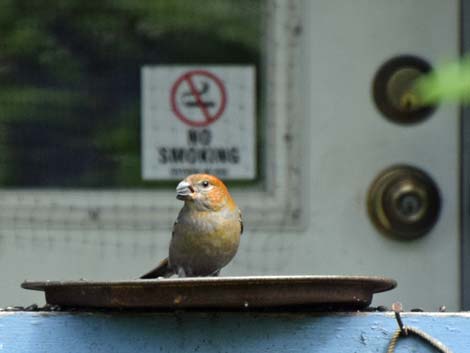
[140,258,174,279]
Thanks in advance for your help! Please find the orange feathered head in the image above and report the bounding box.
[175,174,236,211]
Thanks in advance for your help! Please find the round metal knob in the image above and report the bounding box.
[367,165,441,240]
[372,55,436,124]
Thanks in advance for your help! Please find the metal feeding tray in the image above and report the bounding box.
[22,276,396,310]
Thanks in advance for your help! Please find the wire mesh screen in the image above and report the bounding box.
[0,0,262,188]
[0,1,286,296]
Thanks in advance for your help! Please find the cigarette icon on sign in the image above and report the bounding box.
[170,70,227,127]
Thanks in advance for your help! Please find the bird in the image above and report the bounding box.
[140,174,243,278]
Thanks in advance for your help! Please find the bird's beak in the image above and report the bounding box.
[176,180,194,200]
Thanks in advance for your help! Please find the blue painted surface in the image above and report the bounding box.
[0,312,468,353]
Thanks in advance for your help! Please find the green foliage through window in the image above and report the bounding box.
[0,0,261,187]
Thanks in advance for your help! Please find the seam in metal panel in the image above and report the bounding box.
[461,0,470,310]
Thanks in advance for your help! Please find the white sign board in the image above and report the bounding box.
[142,65,256,180]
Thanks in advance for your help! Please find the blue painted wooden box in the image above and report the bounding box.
[1,311,468,352]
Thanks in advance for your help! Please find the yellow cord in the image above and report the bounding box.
[387,326,453,353]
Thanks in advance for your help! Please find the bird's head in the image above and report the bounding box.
[175,174,236,211]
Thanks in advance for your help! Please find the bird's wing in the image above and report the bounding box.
[239,209,243,235]
[171,221,177,238]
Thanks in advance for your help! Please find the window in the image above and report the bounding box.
[0,0,305,231]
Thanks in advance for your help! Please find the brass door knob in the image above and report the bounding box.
[367,165,441,240]
[372,55,436,124]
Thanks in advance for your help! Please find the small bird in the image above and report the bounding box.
[140,174,243,278]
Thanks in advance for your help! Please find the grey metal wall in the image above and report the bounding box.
[0,0,462,311]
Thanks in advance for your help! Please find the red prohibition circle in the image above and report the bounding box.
[170,70,227,127]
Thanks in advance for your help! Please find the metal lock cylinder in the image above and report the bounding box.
[367,165,441,240]
[372,55,436,124]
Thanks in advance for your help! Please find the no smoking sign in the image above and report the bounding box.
[142,65,256,180]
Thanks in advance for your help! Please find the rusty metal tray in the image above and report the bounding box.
[22,276,396,310]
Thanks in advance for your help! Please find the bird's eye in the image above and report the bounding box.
[201,180,209,188]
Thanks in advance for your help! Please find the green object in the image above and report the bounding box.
[414,56,470,105]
